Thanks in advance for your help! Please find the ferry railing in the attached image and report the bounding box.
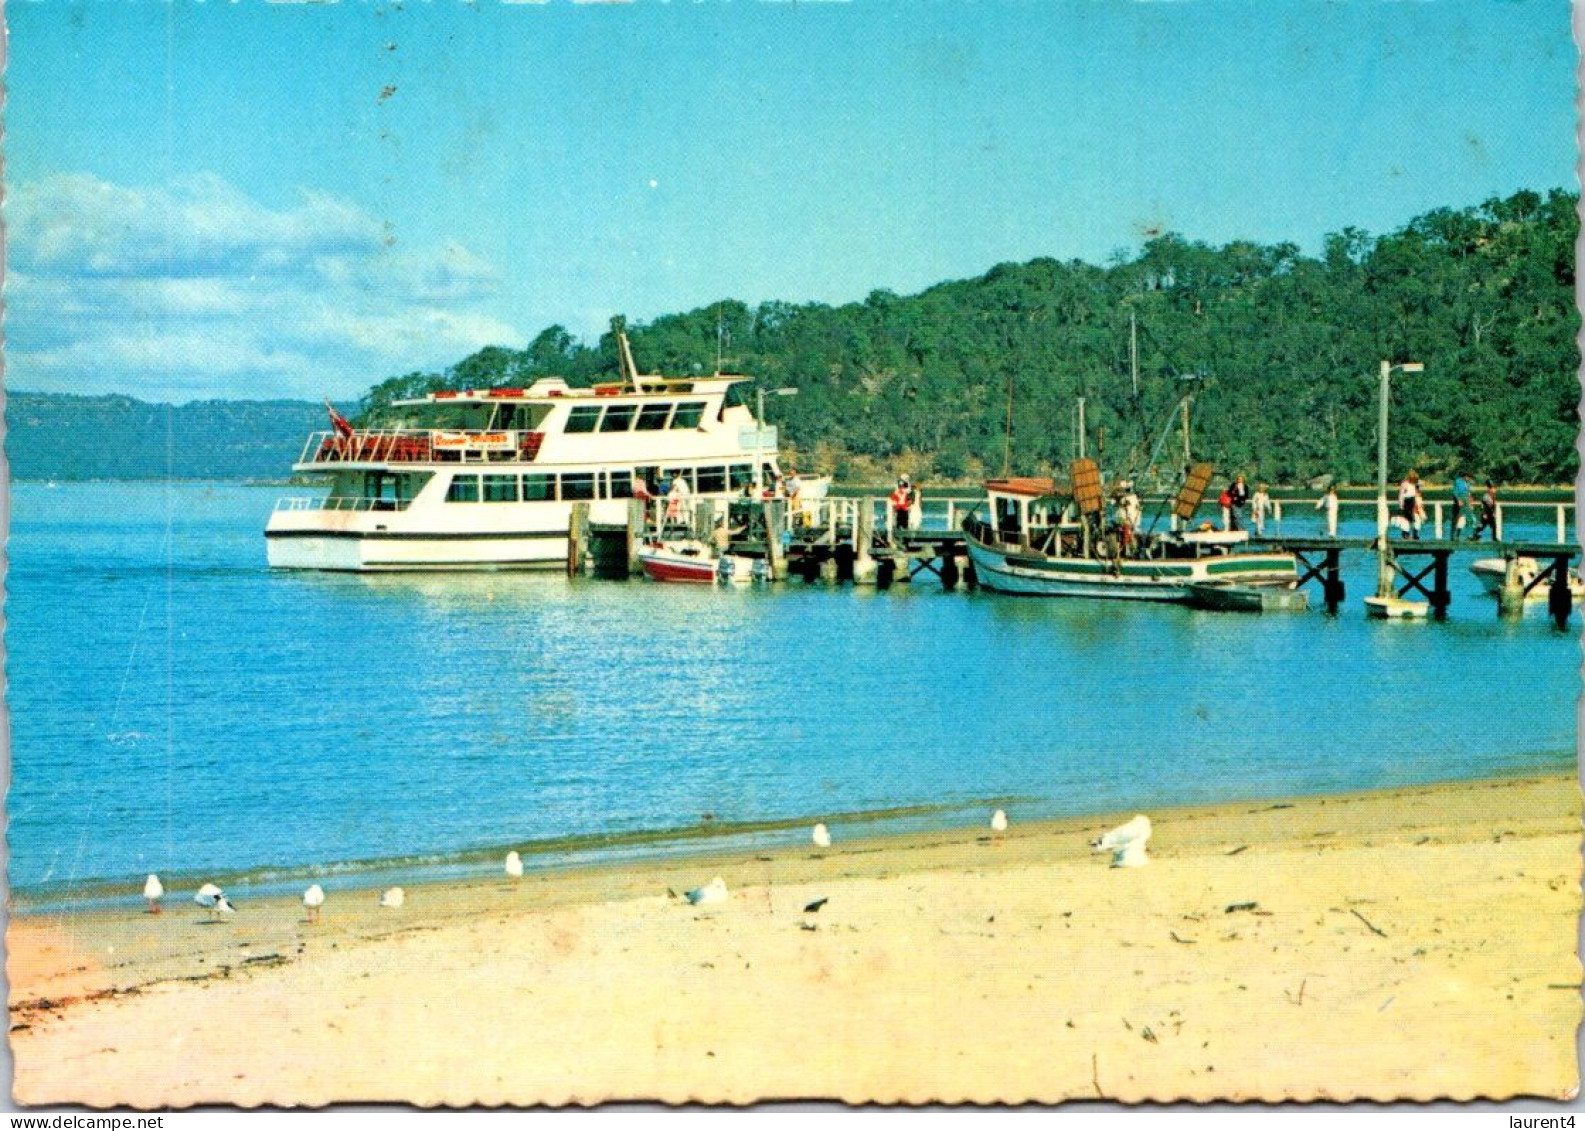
[297,429,544,466]
[273,496,415,513]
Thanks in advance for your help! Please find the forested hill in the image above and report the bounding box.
[366,188,1582,486]
[5,394,335,481]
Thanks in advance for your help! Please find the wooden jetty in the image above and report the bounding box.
[569,491,1578,627]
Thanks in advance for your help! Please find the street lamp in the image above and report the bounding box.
[755,386,799,491]
[1376,360,1425,538]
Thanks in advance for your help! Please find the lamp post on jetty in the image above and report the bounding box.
[754,386,799,492]
[1376,359,1424,597]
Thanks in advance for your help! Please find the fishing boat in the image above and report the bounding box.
[962,461,1299,602]
[1468,557,1585,602]
[266,332,827,571]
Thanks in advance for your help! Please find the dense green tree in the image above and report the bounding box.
[359,188,1580,485]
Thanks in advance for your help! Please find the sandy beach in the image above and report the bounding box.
[9,772,1580,1106]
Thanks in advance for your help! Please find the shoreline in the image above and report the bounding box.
[12,755,1573,915]
[10,768,1581,1105]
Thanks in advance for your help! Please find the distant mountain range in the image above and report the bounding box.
[5,392,341,481]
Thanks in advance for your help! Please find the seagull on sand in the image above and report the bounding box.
[194,882,234,920]
[303,884,326,923]
[991,809,1009,834]
[143,874,164,915]
[812,823,832,849]
[685,877,728,906]
[1091,815,1152,868]
[505,851,524,879]
[379,887,405,909]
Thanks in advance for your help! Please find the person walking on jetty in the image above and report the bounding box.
[1251,483,1273,536]
[1471,482,1499,541]
[1315,484,1339,536]
[1397,471,1422,539]
[890,477,915,531]
[1451,472,1472,540]
[1227,474,1250,532]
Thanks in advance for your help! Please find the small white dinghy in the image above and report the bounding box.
[1365,595,1430,619]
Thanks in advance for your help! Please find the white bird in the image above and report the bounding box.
[303,884,326,923]
[378,887,405,909]
[812,823,832,849]
[1091,815,1152,868]
[194,882,231,920]
[991,809,1009,834]
[143,874,164,915]
[685,877,728,906]
[504,851,524,879]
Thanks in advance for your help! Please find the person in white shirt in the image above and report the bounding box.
[1315,485,1339,536]
[1251,483,1273,536]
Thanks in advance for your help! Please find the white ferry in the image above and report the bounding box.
[266,343,822,571]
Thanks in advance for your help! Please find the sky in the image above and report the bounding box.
[5,0,1578,402]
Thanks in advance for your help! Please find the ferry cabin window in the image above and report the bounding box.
[664,468,696,491]
[482,474,519,503]
[729,464,754,490]
[600,404,637,432]
[561,472,597,501]
[697,466,727,494]
[671,402,706,429]
[566,406,603,434]
[523,474,556,501]
[608,471,634,499]
[447,475,481,503]
[635,403,673,431]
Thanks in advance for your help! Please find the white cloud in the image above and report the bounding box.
[6,173,525,400]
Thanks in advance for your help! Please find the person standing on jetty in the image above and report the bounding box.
[1315,484,1340,536]
[1227,474,1250,532]
[1251,483,1273,536]
[1397,471,1422,539]
[890,477,914,531]
[1472,482,1499,541]
[1451,472,1472,540]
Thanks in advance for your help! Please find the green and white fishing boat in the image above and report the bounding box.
[962,461,1299,602]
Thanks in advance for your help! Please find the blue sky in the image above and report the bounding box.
[6,0,1577,401]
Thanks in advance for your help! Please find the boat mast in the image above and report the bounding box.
[1129,311,1139,399]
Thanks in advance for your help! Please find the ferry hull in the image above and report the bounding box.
[965,535,1297,602]
[265,530,568,571]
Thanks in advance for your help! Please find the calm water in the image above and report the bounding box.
[6,482,1579,904]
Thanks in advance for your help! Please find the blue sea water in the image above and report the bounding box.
[5,482,1578,905]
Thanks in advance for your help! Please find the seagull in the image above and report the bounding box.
[143,874,164,915]
[379,887,405,909]
[303,884,326,923]
[685,877,728,906]
[812,823,832,849]
[505,851,524,879]
[991,809,1009,834]
[194,882,232,920]
[1091,815,1152,868]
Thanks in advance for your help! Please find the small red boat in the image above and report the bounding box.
[638,540,718,584]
